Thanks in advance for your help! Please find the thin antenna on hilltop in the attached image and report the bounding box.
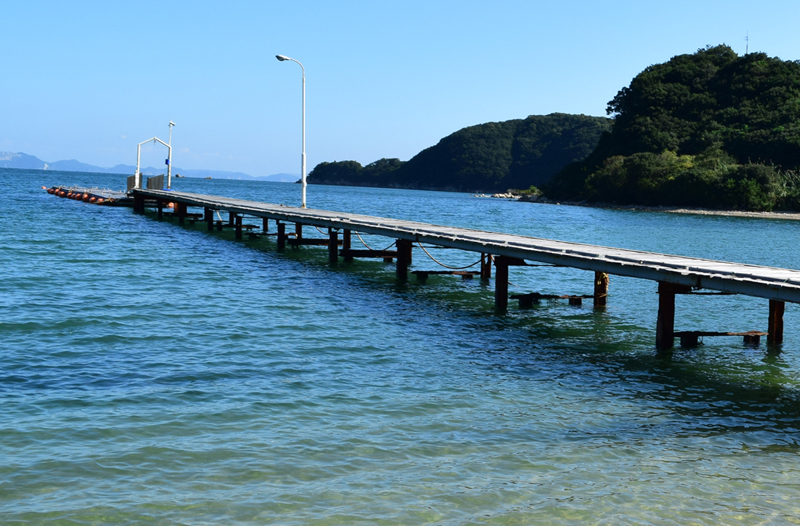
[745,31,749,55]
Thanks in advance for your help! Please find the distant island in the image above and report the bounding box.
[0,152,297,182]
[544,45,800,211]
[308,113,612,193]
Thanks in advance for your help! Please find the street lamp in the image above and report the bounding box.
[167,120,176,189]
[276,54,306,208]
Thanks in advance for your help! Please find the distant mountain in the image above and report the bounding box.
[0,152,49,170]
[0,152,297,182]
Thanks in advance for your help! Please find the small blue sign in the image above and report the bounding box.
[165,159,169,165]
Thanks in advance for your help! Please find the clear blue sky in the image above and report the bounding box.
[3,0,799,176]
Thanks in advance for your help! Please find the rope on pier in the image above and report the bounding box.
[355,231,396,252]
[417,241,481,270]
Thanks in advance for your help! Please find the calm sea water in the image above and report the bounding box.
[2,167,800,524]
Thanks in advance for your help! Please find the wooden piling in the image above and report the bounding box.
[228,211,235,226]
[495,256,510,311]
[295,223,303,239]
[133,194,145,213]
[205,208,213,231]
[396,239,413,280]
[157,200,163,220]
[328,228,338,264]
[656,281,677,351]
[343,230,353,261]
[594,272,609,308]
[769,299,785,345]
[235,215,243,240]
[262,217,269,232]
[178,202,188,224]
[481,253,492,280]
[277,222,286,250]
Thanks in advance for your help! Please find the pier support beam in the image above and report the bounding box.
[656,281,678,351]
[157,200,164,220]
[133,193,145,214]
[228,211,235,226]
[235,215,243,240]
[205,208,213,231]
[495,256,510,311]
[329,229,339,264]
[343,230,353,261]
[177,202,187,224]
[277,222,286,250]
[594,272,609,308]
[262,218,269,232]
[480,253,492,280]
[769,300,785,345]
[295,223,303,239]
[396,239,413,280]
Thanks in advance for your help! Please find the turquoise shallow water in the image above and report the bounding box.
[2,167,800,524]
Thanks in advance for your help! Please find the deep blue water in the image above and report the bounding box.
[2,168,800,524]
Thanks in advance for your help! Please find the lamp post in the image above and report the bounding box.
[167,120,176,189]
[276,54,306,208]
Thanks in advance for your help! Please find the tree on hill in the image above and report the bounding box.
[545,45,800,210]
[307,113,611,192]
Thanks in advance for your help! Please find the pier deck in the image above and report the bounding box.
[133,188,799,349]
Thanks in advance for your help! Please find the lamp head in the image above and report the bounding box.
[169,121,176,127]
[276,55,290,61]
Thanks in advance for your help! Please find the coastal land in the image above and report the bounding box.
[311,45,800,214]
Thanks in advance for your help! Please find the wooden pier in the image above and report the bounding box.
[132,188,800,351]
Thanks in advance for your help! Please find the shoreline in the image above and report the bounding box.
[509,195,800,221]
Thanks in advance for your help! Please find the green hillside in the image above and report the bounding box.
[308,113,611,192]
[545,45,800,210]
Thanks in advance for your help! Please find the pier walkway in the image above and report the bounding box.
[133,188,800,350]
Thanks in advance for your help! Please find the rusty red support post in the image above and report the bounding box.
[481,253,492,280]
[594,272,609,308]
[656,281,677,351]
[343,230,353,261]
[396,239,413,280]
[768,299,785,345]
[133,193,145,213]
[494,256,510,311]
[328,228,338,264]
[205,208,213,231]
[277,222,286,250]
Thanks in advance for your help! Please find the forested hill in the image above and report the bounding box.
[308,113,611,192]
[545,45,800,211]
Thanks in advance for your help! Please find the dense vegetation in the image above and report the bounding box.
[308,113,611,192]
[545,45,800,210]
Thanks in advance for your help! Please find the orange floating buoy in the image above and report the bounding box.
[83,194,91,202]
[166,202,175,209]
[96,198,104,204]
[41,186,47,190]
[90,197,97,203]
[47,188,55,194]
